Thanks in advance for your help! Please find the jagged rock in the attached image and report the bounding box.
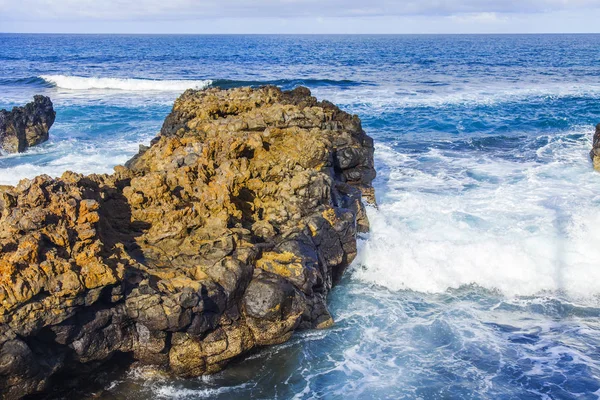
[0,86,376,399]
[591,123,600,171]
[0,96,55,154]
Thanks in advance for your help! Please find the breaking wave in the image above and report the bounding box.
[352,130,600,299]
[39,75,213,91]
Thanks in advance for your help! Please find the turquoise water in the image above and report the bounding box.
[1,34,600,399]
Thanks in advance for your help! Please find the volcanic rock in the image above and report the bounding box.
[0,95,56,154]
[0,86,375,399]
[591,123,600,171]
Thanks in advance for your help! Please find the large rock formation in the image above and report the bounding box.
[0,95,55,154]
[0,86,375,398]
[591,123,600,171]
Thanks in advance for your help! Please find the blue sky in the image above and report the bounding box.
[1,0,599,33]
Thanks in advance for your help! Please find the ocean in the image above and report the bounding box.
[1,34,600,399]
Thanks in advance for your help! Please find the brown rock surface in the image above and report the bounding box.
[0,86,375,399]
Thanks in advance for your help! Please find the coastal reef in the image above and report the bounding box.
[591,123,600,171]
[0,96,55,154]
[0,86,375,398]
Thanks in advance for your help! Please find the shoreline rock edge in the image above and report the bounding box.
[0,86,376,398]
[591,123,600,171]
[0,96,55,154]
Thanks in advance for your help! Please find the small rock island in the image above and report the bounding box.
[0,86,375,398]
[591,123,600,171]
[0,95,55,154]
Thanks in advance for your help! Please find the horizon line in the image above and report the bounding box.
[1,32,599,35]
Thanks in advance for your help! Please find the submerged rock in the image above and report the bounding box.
[0,95,55,154]
[0,86,375,398]
[591,123,600,171]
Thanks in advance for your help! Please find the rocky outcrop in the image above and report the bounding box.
[0,86,375,398]
[0,95,55,154]
[591,123,600,171]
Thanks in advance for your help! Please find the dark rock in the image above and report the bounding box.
[0,96,55,154]
[591,123,600,171]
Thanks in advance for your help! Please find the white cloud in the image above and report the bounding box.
[449,12,508,23]
[0,0,599,32]
[1,0,600,21]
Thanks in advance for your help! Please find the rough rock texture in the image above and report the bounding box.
[0,95,56,154]
[591,123,600,171]
[0,86,375,399]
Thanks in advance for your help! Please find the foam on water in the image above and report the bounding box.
[0,142,141,185]
[314,82,600,110]
[40,75,212,91]
[118,284,600,399]
[352,129,600,299]
[153,384,254,399]
[0,118,159,185]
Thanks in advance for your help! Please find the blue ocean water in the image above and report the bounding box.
[1,34,600,399]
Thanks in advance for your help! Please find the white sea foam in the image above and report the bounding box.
[313,82,600,110]
[39,75,212,91]
[352,130,600,298]
[153,384,252,399]
[0,137,151,185]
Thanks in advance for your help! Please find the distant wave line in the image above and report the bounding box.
[38,75,213,91]
[210,78,368,89]
[1,76,369,91]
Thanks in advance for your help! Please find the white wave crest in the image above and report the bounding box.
[39,75,212,91]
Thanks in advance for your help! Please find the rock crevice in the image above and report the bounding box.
[0,86,375,399]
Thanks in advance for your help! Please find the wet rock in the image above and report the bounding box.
[0,86,376,398]
[591,123,600,171]
[0,96,55,154]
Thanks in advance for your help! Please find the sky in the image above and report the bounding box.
[0,0,599,34]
